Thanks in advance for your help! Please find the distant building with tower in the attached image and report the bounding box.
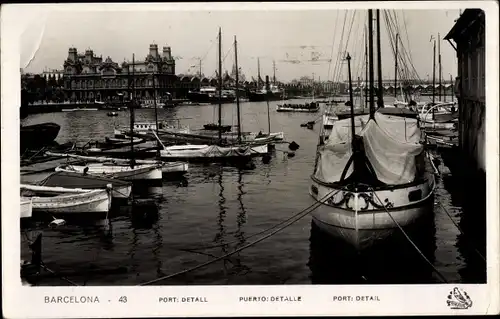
[63,44,176,102]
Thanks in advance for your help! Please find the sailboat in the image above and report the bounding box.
[55,54,163,181]
[154,30,268,162]
[309,9,435,250]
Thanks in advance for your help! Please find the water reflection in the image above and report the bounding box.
[235,169,248,248]
[456,186,487,283]
[308,213,437,284]
[441,165,487,283]
[152,219,165,278]
[213,169,228,253]
[132,184,164,200]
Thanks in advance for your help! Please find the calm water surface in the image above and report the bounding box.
[20,96,486,285]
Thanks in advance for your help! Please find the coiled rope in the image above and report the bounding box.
[138,188,340,285]
[370,188,449,283]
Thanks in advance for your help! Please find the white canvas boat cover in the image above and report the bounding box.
[314,112,424,185]
[163,144,254,157]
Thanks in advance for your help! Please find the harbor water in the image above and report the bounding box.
[20,96,486,285]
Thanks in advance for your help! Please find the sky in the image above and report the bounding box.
[18,4,461,83]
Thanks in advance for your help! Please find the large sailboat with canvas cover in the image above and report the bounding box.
[309,9,435,250]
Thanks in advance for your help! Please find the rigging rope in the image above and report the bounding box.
[370,187,449,283]
[138,188,341,285]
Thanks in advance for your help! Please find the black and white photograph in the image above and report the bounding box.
[2,1,498,317]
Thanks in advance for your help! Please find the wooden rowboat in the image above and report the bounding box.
[20,184,112,214]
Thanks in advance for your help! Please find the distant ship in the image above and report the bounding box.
[247,84,285,102]
[187,86,235,104]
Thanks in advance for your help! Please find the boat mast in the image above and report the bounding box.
[432,38,436,119]
[438,33,442,102]
[368,9,375,119]
[257,57,261,87]
[265,76,271,135]
[234,36,242,143]
[273,60,276,85]
[394,33,398,100]
[153,60,159,155]
[365,25,368,110]
[376,9,384,109]
[450,74,454,103]
[218,27,222,142]
[347,53,355,151]
[357,76,361,106]
[199,58,202,89]
[130,53,136,168]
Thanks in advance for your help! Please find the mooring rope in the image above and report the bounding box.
[22,232,81,286]
[182,189,341,251]
[138,188,340,285]
[39,262,80,286]
[438,202,486,262]
[370,189,449,283]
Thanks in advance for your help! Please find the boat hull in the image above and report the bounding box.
[20,123,60,152]
[276,106,319,112]
[247,92,283,102]
[309,176,435,250]
[20,198,33,219]
[22,188,112,214]
[161,162,189,174]
[159,144,267,162]
[322,114,338,129]
[55,164,163,181]
[39,171,133,200]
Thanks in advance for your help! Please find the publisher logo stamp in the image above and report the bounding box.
[447,287,472,310]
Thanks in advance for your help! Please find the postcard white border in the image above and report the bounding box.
[2,1,499,317]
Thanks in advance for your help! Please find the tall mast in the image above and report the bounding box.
[368,9,375,119]
[438,33,442,102]
[130,53,136,167]
[273,60,276,85]
[199,58,202,89]
[347,53,355,151]
[257,57,261,87]
[266,76,271,135]
[357,76,361,105]
[394,33,399,99]
[432,38,436,119]
[450,74,453,103]
[218,27,222,142]
[376,9,384,109]
[234,36,242,143]
[152,60,159,155]
[365,25,368,109]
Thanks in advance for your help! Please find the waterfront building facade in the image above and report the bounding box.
[63,44,176,102]
[445,9,485,174]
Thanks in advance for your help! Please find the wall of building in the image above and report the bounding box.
[456,16,486,175]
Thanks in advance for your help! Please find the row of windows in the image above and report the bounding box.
[68,78,176,88]
[68,81,202,89]
[67,66,173,74]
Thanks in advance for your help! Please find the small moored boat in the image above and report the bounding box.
[55,163,163,181]
[157,143,268,162]
[21,184,112,214]
[39,171,132,199]
[45,151,189,175]
[276,102,320,113]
